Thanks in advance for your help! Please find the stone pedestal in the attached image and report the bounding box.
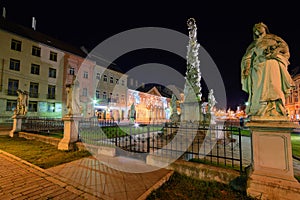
[246,119,300,200]
[180,102,201,122]
[9,115,25,137]
[58,115,81,151]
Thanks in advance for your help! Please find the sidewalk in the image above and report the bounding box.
[0,149,173,200]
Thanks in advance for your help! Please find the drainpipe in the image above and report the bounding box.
[0,59,4,92]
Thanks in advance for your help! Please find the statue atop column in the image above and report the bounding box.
[180,18,202,122]
[183,18,202,103]
[241,22,295,119]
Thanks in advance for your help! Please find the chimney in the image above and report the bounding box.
[2,7,6,18]
[32,17,36,30]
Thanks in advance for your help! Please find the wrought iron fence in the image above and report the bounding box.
[21,117,64,133]
[78,119,244,173]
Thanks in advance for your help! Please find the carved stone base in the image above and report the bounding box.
[246,120,300,199]
[9,115,25,137]
[57,139,76,151]
[58,115,81,151]
[247,173,300,200]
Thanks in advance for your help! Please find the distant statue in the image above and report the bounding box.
[241,22,295,117]
[208,89,217,124]
[170,94,180,123]
[129,103,136,123]
[208,89,217,113]
[14,89,29,116]
[66,77,81,116]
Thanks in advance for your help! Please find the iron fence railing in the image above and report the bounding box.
[21,117,64,133]
[78,120,244,173]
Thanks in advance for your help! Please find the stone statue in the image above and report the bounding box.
[66,77,81,116]
[129,103,136,123]
[14,89,29,116]
[170,94,180,123]
[208,89,217,113]
[241,22,295,117]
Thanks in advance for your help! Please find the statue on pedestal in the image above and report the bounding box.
[241,22,295,118]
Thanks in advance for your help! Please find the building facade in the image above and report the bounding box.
[63,54,96,117]
[0,20,65,119]
[0,17,174,122]
[285,73,300,120]
[94,65,128,120]
[127,87,171,123]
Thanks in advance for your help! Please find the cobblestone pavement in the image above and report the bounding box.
[0,152,87,200]
[0,150,173,200]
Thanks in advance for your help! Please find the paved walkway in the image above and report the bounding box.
[0,151,87,200]
[0,149,173,200]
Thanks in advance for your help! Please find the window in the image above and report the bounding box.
[47,85,55,99]
[121,80,125,86]
[8,79,19,96]
[82,88,87,96]
[49,68,56,78]
[103,75,107,82]
[121,95,125,103]
[96,90,100,99]
[50,51,57,61]
[28,101,38,112]
[47,103,55,112]
[103,92,107,99]
[31,64,40,75]
[32,46,41,57]
[96,73,100,80]
[9,59,20,71]
[116,79,119,84]
[6,100,17,111]
[83,71,88,79]
[110,77,114,83]
[11,39,21,51]
[69,67,75,75]
[29,82,39,98]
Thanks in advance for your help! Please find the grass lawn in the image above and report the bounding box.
[146,172,255,200]
[291,133,300,158]
[0,135,91,169]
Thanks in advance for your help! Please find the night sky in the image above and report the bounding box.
[2,1,300,110]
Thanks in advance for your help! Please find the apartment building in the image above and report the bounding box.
[0,18,69,119]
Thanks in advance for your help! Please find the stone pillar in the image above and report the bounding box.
[58,115,81,150]
[246,119,300,200]
[9,115,25,137]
